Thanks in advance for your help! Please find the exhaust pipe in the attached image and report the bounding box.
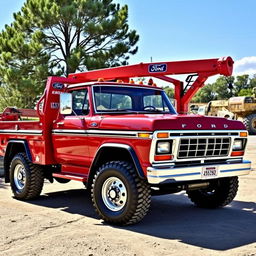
[186,182,210,191]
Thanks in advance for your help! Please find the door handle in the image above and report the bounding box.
[56,122,64,127]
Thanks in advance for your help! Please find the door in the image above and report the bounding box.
[52,89,91,169]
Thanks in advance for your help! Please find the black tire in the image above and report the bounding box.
[187,177,239,208]
[10,153,44,200]
[243,114,256,134]
[54,177,70,184]
[91,161,151,225]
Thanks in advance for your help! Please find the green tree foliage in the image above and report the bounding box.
[0,0,139,110]
[192,74,256,103]
[0,86,25,110]
[234,74,249,95]
[17,0,139,75]
[163,86,174,99]
[192,83,217,103]
[214,76,234,99]
[0,23,49,108]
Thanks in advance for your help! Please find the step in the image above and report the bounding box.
[52,172,87,182]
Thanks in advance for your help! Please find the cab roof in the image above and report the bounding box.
[67,81,163,90]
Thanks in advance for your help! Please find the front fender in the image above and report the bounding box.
[91,143,145,179]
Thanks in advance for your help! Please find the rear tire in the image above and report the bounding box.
[91,161,151,225]
[243,114,256,134]
[10,153,44,200]
[187,177,238,208]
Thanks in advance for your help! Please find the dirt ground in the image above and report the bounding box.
[0,137,255,256]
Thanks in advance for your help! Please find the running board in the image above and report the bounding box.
[52,173,87,182]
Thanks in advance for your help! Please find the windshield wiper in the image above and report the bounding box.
[143,109,167,113]
[97,109,138,114]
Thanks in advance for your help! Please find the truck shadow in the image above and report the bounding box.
[0,178,9,189]
[33,188,97,218]
[27,188,256,251]
[126,193,256,250]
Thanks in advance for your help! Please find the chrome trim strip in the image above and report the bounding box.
[153,130,246,139]
[52,129,152,138]
[148,172,201,178]
[0,121,39,123]
[87,130,139,135]
[52,129,87,135]
[0,130,42,135]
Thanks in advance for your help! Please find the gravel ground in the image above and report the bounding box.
[0,136,255,256]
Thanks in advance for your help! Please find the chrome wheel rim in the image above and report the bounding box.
[14,164,26,190]
[101,177,127,211]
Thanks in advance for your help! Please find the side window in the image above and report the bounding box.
[71,89,89,115]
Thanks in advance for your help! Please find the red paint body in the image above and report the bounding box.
[0,57,243,181]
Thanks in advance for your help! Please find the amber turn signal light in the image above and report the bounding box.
[138,133,151,138]
[157,132,169,138]
[240,132,248,137]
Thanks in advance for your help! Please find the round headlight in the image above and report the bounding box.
[157,141,171,154]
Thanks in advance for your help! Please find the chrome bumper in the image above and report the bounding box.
[147,160,252,184]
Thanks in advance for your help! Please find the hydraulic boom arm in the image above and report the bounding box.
[68,56,234,113]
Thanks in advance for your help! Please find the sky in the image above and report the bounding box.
[1,0,256,80]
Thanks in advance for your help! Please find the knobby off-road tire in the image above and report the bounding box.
[10,153,44,200]
[187,177,239,208]
[91,161,151,225]
[243,114,256,134]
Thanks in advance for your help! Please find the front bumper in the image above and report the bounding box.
[147,160,252,184]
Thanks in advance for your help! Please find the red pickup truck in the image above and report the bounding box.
[0,57,252,225]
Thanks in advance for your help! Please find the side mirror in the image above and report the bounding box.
[60,93,72,115]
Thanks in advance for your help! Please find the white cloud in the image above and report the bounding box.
[234,56,256,76]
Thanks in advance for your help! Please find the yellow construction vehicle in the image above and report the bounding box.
[200,96,256,134]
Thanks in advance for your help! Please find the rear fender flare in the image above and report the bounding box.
[4,140,32,182]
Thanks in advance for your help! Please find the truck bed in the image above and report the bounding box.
[0,120,42,158]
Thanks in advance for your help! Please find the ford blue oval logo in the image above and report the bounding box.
[52,83,64,89]
[90,122,98,127]
[148,64,167,73]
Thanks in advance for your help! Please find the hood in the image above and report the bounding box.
[95,114,245,131]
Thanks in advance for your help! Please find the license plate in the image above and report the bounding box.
[201,166,218,179]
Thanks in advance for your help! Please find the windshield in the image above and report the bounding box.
[93,85,176,114]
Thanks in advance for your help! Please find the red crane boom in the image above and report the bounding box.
[68,56,234,113]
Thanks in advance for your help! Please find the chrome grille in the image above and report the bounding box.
[178,137,231,159]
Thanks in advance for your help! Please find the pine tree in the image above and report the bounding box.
[0,22,49,108]
[0,0,139,110]
[15,0,139,75]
